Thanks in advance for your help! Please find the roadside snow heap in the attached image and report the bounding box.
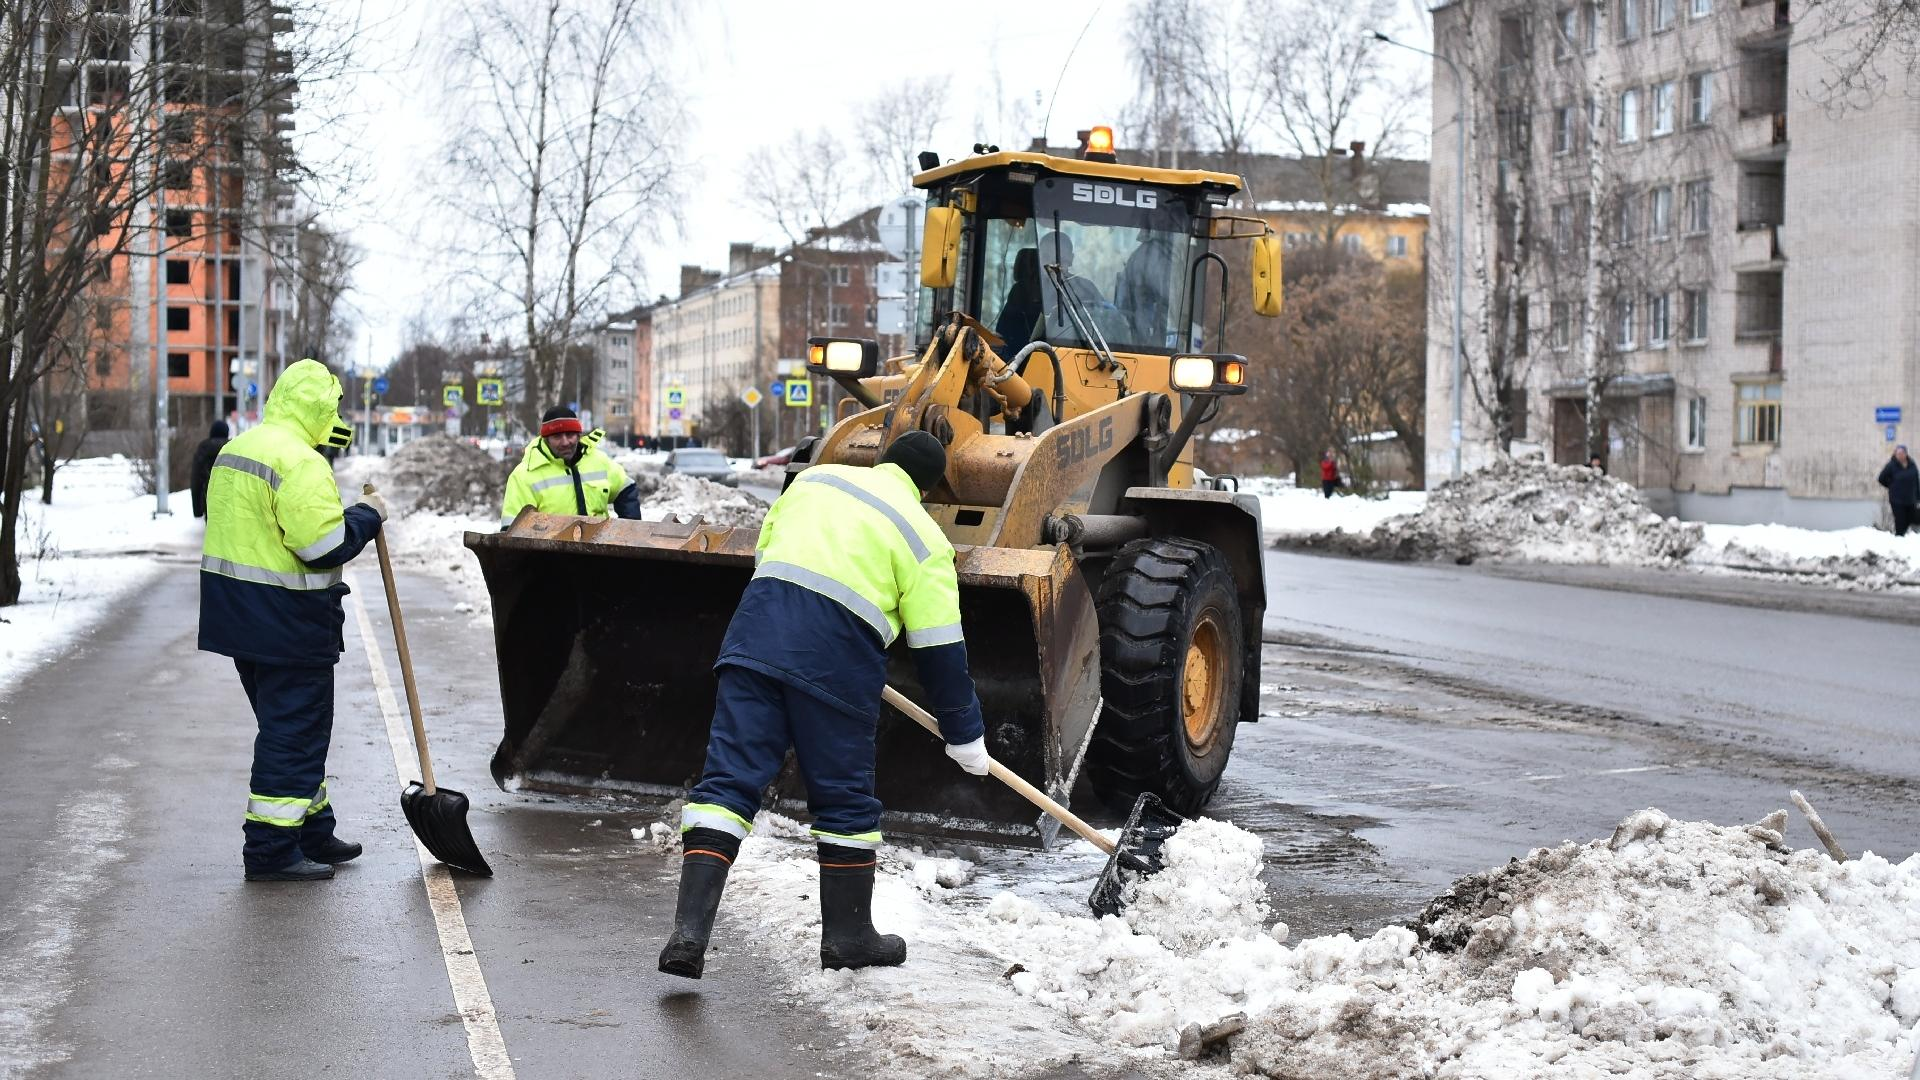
[688,808,1919,1079]
[1294,457,1703,566]
[372,434,515,515]
[626,469,766,527]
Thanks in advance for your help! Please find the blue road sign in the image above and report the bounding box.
[373,377,389,395]
[669,407,684,421]
[1877,406,1902,424]
[1887,424,1900,442]
[246,381,258,398]
[770,381,785,400]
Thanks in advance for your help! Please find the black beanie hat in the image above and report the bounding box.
[880,430,947,493]
[542,405,577,424]
[209,420,229,438]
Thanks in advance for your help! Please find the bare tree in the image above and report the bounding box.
[437,0,684,433]
[740,128,854,244]
[855,77,949,199]
[1123,0,1268,182]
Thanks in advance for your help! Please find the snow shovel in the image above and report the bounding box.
[882,686,1182,916]
[367,484,493,877]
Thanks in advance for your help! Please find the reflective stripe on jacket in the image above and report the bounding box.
[717,462,983,742]
[199,359,381,666]
[499,429,637,528]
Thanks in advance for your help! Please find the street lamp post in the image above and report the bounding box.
[1374,31,1469,481]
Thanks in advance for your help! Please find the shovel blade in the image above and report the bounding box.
[1088,792,1188,917]
[401,782,493,877]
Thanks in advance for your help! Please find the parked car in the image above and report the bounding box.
[756,445,797,469]
[665,447,737,487]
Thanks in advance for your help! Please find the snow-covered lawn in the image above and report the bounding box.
[0,457,199,695]
[1241,476,1428,541]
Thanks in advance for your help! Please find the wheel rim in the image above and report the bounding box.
[1182,613,1228,752]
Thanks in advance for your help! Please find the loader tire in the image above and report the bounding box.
[1086,537,1243,817]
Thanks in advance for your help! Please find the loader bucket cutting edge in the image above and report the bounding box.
[465,516,1103,849]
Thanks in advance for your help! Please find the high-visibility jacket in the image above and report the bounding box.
[499,429,640,529]
[199,359,382,666]
[716,462,983,742]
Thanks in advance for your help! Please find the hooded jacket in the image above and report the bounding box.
[199,359,382,666]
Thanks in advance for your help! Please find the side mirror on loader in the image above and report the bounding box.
[1251,233,1283,317]
[920,205,962,289]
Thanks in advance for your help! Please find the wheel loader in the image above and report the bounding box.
[466,130,1283,847]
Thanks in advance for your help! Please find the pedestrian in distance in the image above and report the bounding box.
[199,359,389,882]
[499,405,642,529]
[658,430,989,980]
[1879,444,1919,536]
[1319,449,1341,499]
[1589,454,1607,475]
[189,419,230,519]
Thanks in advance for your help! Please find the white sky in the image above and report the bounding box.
[301,0,1430,374]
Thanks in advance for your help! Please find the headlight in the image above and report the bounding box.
[807,337,879,377]
[1171,356,1217,391]
[1170,354,1250,395]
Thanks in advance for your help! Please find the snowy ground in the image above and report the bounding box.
[0,457,199,695]
[634,805,1920,1079]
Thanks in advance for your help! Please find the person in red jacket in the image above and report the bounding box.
[1319,449,1341,498]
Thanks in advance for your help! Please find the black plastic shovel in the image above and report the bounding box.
[368,484,493,877]
[881,686,1182,916]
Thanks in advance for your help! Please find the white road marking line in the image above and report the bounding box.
[349,584,516,1080]
[1324,761,1697,802]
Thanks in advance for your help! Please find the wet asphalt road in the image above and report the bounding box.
[4,534,1917,1076]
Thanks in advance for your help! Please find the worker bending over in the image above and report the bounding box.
[659,430,989,978]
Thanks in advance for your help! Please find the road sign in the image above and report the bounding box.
[477,377,505,405]
[783,380,811,407]
[668,407,684,421]
[770,381,785,400]
[775,358,803,377]
[740,386,764,408]
[1888,424,1900,442]
[874,261,910,299]
[246,381,258,398]
[1878,406,1902,423]
[666,386,685,408]
[876,195,922,260]
[372,377,389,395]
[443,385,463,407]
[876,296,910,336]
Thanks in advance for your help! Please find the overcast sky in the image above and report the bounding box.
[302,0,1429,376]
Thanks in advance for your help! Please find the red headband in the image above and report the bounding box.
[540,418,583,437]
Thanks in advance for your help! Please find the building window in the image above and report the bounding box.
[864,303,876,325]
[1585,1,1602,49]
[611,335,628,349]
[1647,292,1670,345]
[1553,105,1575,154]
[829,265,851,287]
[1737,381,1782,444]
[165,259,190,285]
[1551,202,1573,252]
[1653,0,1676,31]
[1284,231,1310,248]
[1619,0,1641,39]
[610,401,627,416]
[164,210,192,238]
[162,160,191,190]
[167,352,189,378]
[1652,81,1677,136]
[1685,395,1708,450]
[1341,233,1365,255]
[1551,300,1573,350]
[166,306,189,332]
[1504,388,1531,439]
[1618,88,1641,142]
[828,303,850,326]
[1613,191,1639,245]
[1556,8,1576,58]
[95,352,114,378]
[1648,186,1673,239]
[1690,0,1711,16]
[1684,179,1712,233]
[164,114,194,144]
[1613,296,1637,349]
[1688,72,1714,125]
[1683,287,1709,341]
[1386,235,1408,257]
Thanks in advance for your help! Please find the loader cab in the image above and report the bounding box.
[910,151,1264,365]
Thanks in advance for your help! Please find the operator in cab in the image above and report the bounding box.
[658,430,989,980]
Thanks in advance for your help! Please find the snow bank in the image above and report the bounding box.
[1246,476,1429,542]
[1286,458,1703,566]
[1691,522,1920,589]
[641,807,1920,1080]
[626,471,767,527]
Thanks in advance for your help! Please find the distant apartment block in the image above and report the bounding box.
[1431,0,1913,526]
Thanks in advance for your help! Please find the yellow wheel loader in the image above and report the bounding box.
[467,132,1283,847]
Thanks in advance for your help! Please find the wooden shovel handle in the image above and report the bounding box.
[365,483,436,794]
[881,685,1114,854]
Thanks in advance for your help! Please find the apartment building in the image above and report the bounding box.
[591,316,639,444]
[650,246,781,440]
[1431,0,1912,526]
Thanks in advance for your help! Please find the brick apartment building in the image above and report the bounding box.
[1431,0,1915,526]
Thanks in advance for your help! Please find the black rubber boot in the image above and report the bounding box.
[245,856,335,882]
[657,828,741,979]
[817,843,905,970]
[302,836,363,864]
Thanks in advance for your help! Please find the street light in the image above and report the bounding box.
[1374,31,1469,481]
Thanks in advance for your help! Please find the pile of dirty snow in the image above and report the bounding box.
[629,471,766,527]
[1690,522,1920,590]
[365,435,515,516]
[1291,458,1703,566]
[638,806,1919,1079]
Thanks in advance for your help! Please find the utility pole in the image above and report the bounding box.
[150,19,171,516]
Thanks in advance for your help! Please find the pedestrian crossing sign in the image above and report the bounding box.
[443,385,463,407]
[666,386,685,408]
[783,380,811,407]
[477,378,504,405]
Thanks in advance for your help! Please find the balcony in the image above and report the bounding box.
[1737,0,1791,42]
[1732,224,1783,269]
[1735,110,1789,160]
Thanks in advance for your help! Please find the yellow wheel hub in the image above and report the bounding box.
[1182,615,1226,751]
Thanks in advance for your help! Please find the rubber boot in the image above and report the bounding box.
[817,843,906,970]
[657,827,740,979]
[302,836,363,864]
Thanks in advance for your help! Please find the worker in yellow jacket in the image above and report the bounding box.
[499,406,642,528]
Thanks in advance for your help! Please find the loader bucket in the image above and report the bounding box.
[465,513,1103,848]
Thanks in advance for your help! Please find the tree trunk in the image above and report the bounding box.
[0,384,34,605]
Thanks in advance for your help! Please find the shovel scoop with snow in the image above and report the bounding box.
[882,686,1184,915]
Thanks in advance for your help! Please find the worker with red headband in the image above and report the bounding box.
[499,405,643,529]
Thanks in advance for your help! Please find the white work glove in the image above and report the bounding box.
[945,736,991,776]
[356,490,389,522]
